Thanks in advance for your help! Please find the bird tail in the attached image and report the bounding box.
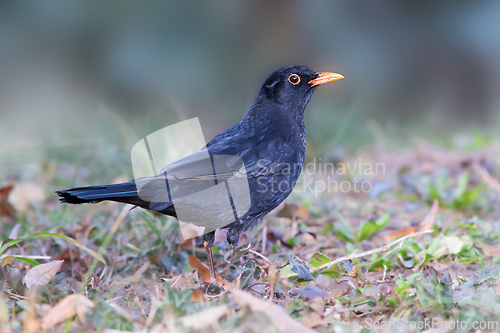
[56,181,149,207]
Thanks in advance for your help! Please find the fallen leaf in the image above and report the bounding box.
[231,289,317,333]
[292,287,326,300]
[41,294,94,331]
[427,261,450,272]
[188,255,211,283]
[288,255,313,280]
[188,255,226,286]
[362,285,383,303]
[299,311,327,328]
[190,289,204,302]
[315,274,352,301]
[382,200,438,241]
[55,277,82,294]
[309,252,330,268]
[240,260,259,289]
[0,292,13,333]
[428,236,465,258]
[1,256,15,267]
[0,182,15,218]
[22,289,42,332]
[381,226,418,241]
[178,304,228,330]
[22,260,64,288]
[295,227,317,239]
[1,265,24,293]
[309,296,325,314]
[418,199,439,231]
[475,243,500,256]
[53,248,79,261]
[8,181,46,215]
[347,265,361,279]
[162,272,198,289]
[475,267,499,284]
[265,229,293,249]
[276,203,309,220]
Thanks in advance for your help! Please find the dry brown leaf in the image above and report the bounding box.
[276,203,309,220]
[382,200,438,241]
[309,296,325,314]
[0,291,12,333]
[8,181,46,215]
[427,261,450,272]
[188,255,227,286]
[22,260,64,288]
[363,285,383,303]
[162,272,198,289]
[231,289,317,333]
[53,248,79,261]
[418,199,439,231]
[381,226,418,240]
[1,256,15,267]
[188,255,211,283]
[347,265,361,279]
[22,289,42,333]
[315,274,352,301]
[0,182,15,218]
[299,311,327,328]
[41,294,94,331]
[190,289,204,302]
[178,304,228,330]
[475,243,500,256]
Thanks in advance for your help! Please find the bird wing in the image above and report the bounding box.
[135,135,299,229]
[136,147,254,227]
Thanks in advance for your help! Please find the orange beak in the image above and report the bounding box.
[308,72,344,87]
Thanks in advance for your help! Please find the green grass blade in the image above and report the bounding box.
[0,232,105,264]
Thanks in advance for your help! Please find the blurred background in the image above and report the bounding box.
[1,0,499,179]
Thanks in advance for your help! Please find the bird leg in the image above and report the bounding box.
[230,243,249,265]
[203,240,219,286]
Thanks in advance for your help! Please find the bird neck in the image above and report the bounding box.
[246,98,307,125]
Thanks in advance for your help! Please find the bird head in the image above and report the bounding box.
[256,66,343,117]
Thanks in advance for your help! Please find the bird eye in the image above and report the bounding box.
[288,74,300,85]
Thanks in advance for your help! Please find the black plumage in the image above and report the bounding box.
[57,65,343,284]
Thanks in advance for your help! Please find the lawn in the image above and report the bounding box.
[1,133,500,332]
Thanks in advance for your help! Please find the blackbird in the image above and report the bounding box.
[56,66,343,284]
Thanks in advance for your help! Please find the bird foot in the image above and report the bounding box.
[201,282,222,295]
[230,243,251,265]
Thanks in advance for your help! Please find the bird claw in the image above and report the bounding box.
[201,282,222,295]
[229,243,251,266]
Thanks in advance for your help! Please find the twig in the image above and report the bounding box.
[248,249,273,265]
[169,274,183,288]
[145,292,158,329]
[205,290,228,299]
[281,229,433,278]
[261,224,267,254]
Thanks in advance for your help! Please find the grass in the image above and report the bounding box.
[1,130,500,332]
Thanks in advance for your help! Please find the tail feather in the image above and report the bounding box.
[57,180,177,217]
[56,181,146,206]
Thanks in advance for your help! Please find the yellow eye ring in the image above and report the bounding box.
[288,74,300,85]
